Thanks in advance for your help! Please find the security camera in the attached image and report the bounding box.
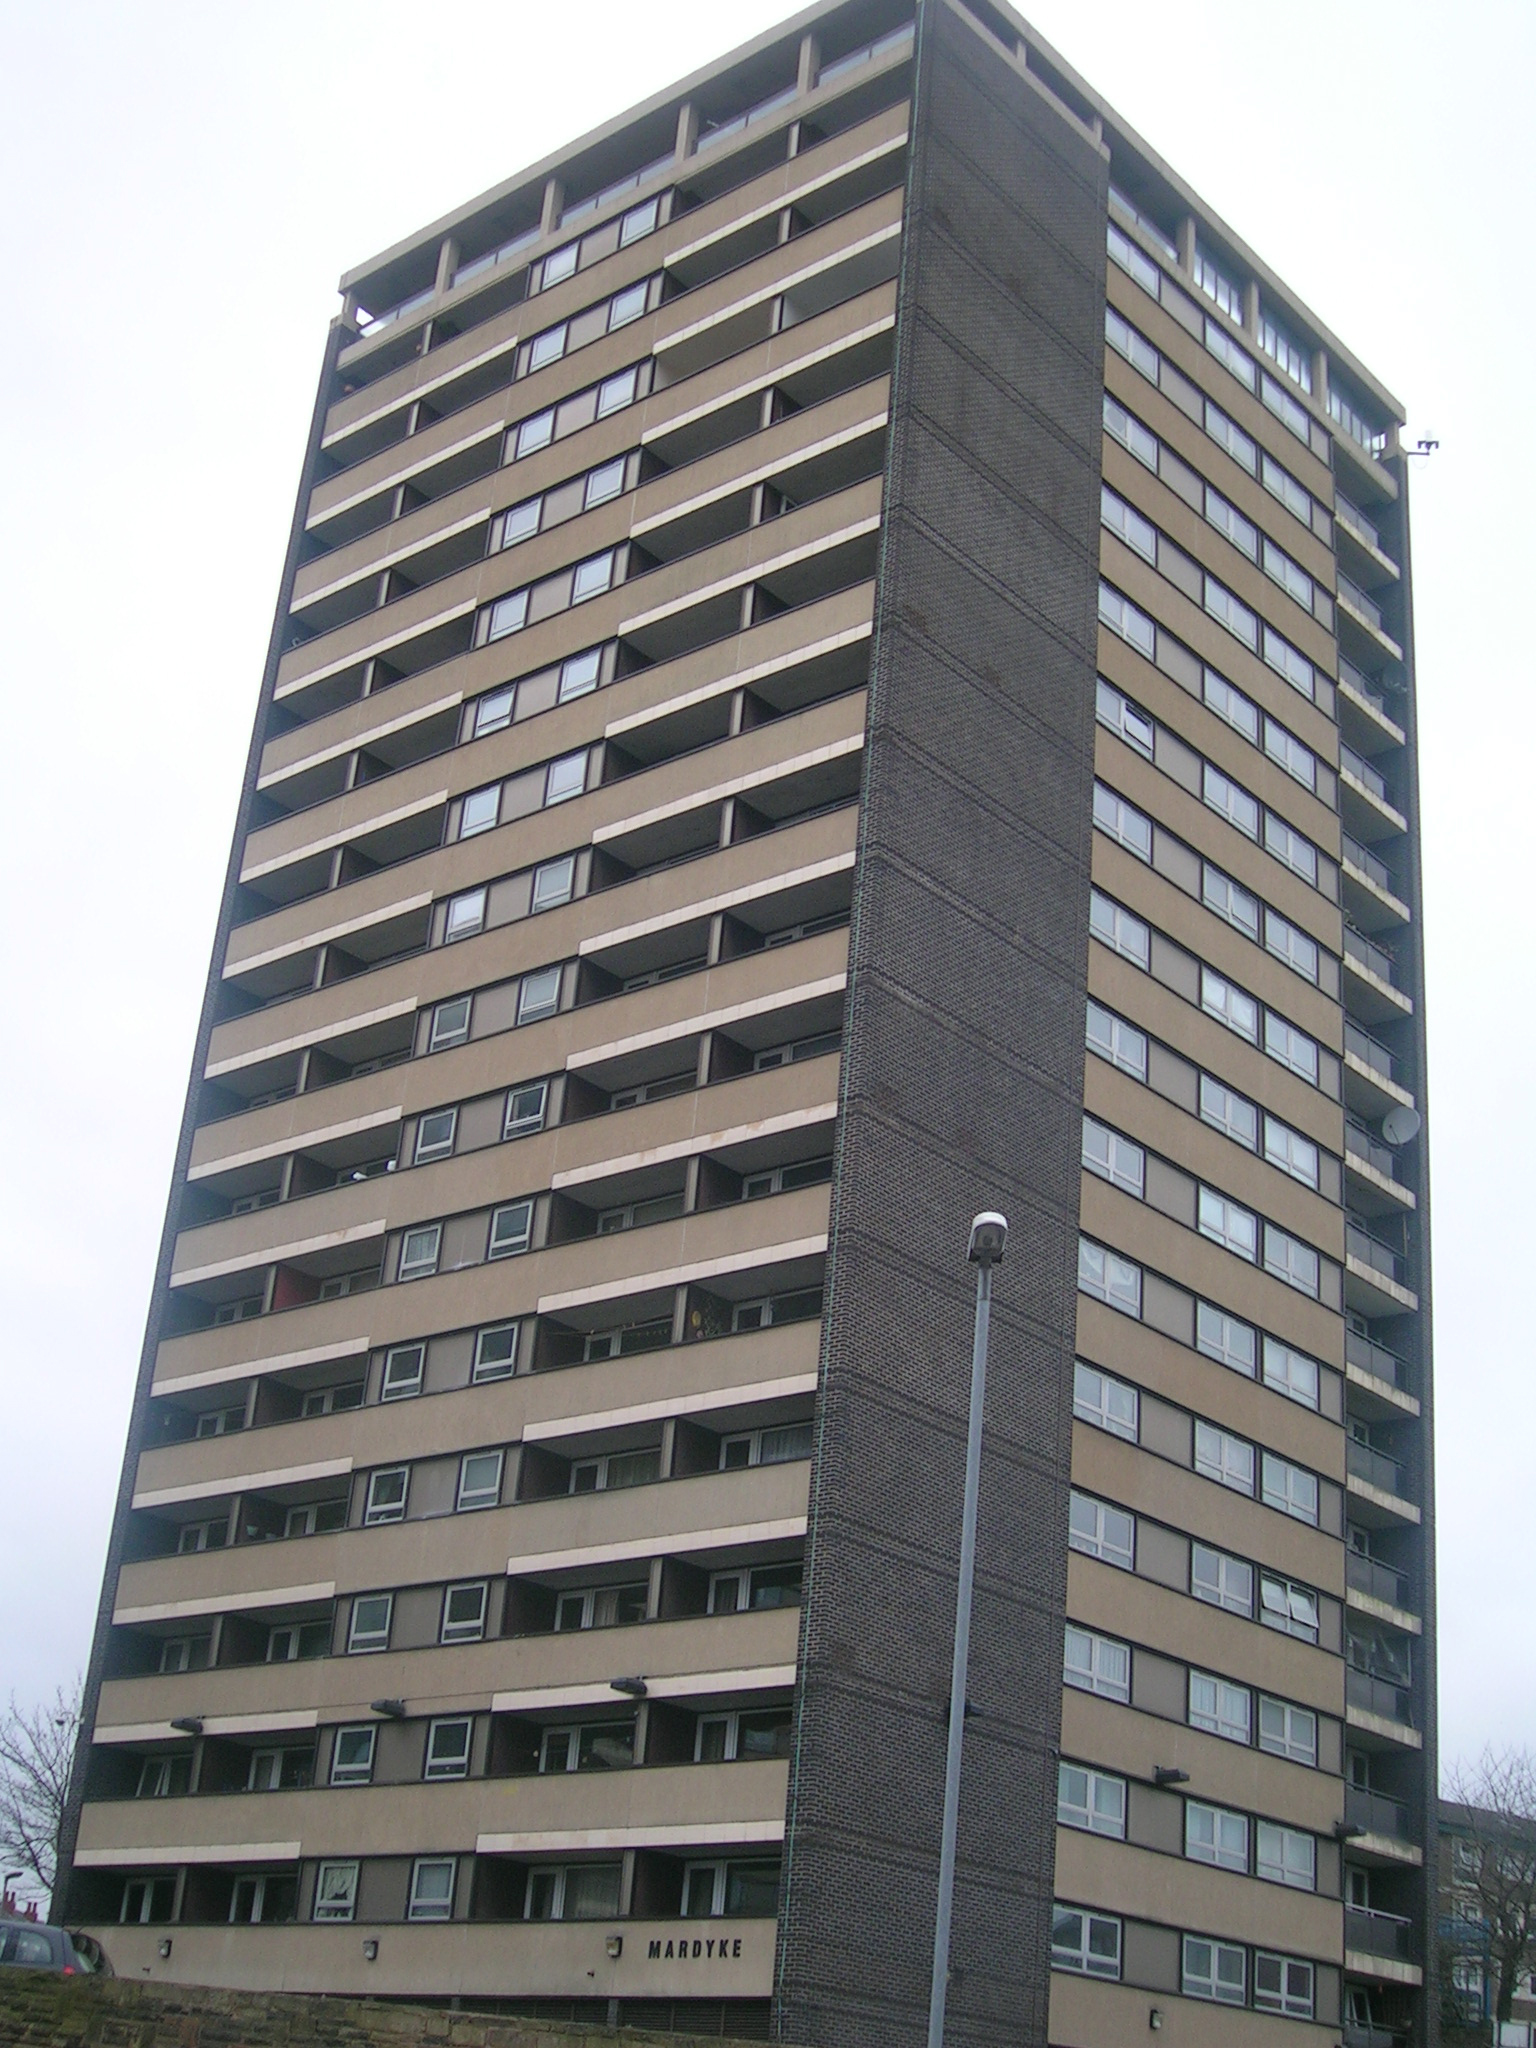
[967,1212,1008,1265]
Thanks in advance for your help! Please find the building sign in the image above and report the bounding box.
[647,1934,746,1962]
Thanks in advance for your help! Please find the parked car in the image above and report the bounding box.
[0,1921,109,1973]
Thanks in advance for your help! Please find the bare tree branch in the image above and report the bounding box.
[1445,1748,1536,2025]
[0,1680,82,1901]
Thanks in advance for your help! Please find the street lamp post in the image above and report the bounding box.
[925,1210,1009,2048]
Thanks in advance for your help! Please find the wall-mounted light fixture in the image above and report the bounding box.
[610,1676,647,1698]
[370,1699,407,1719]
[157,1938,173,1959]
[1153,1766,1189,1787]
[606,1935,624,1959]
[362,1938,379,1961]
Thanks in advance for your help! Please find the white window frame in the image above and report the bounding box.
[397,1224,442,1282]
[380,1344,425,1402]
[1086,999,1147,1079]
[424,1716,474,1780]
[1203,665,1258,740]
[414,1108,457,1164]
[1185,1799,1249,1872]
[1202,864,1260,941]
[1195,1420,1255,1495]
[1057,1762,1127,1839]
[1254,1951,1315,2018]
[1089,888,1150,967]
[440,1579,490,1644]
[1260,1572,1319,1642]
[504,1080,548,1139]
[458,786,500,840]
[1092,781,1152,861]
[1188,1670,1251,1745]
[1199,1073,1257,1149]
[347,1593,393,1654]
[1072,1361,1138,1442]
[429,996,471,1050]
[1262,1336,1320,1410]
[1264,1222,1319,1296]
[1264,1010,1319,1083]
[1203,762,1259,839]
[1202,966,1259,1043]
[1081,1117,1145,1197]
[1191,1543,1254,1617]
[572,549,615,602]
[1264,1114,1319,1185]
[1256,1821,1316,1890]
[313,1859,360,1922]
[488,1200,533,1260]
[364,1467,409,1525]
[472,1323,519,1382]
[1051,1905,1122,1979]
[1095,677,1154,756]
[1063,1624,1130,1703]
[1101,485,1156,564]
[1068,1491,1135,1570]
[1077,1238,1141,1316]
[517,964,563,1023]
[1262,1450,1319,1525]
[456,1450,504,1513]
[408,1856,457,1922]
[1196,1301,1256,1376]
[330,1725,376,1786]
[1258,1696,1317,1766]
[1183,1933,1246,2004]
[1198,1186,1258,1261]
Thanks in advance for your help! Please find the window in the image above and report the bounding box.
[1202,967,1258,1043]
[429,996,471,1050]
[1077,1238,1141,1317]
[1202,865,1259,941]
[1052,1906,1122,1979]
[1195,1421,1254,1495]
[596,365,640,418]
[1255,1952,1314,2018]
[1205,400,1257,475]
[1101,486,1156,563]
[136,1754,191,1798]
[1095,677,1155,756]
[473,1323,518,1382]
[473,683,516,736]
[1098,582,1155,659]
[1262,1451,1319,1525]
[414,1108,457,1164]
[719,1422,814,1469]
[267,1620,329,1663]
[544,751,588,807]
[486,589,530,641]
[1258,1696,1316,1766]
[1102,390,1158,467]
[441,1580,489,1644]
[1106,212,1162,291]
[1205,576,1258,651]
[1264,1011,1318,1084]
[517,964,563,1024]
[620,196,660,246]
[176,1518,226,1555]
[1199,1186,1257,1261]
[681,1859,781,1919]
[1205,488,1257,561]
[524,1863,623,1921]
[1197,683,1256,763]
[1069,1491,1135,1570]
[1257,1822,1315,1890]
[503,1080,548,1140]
[541,242,577,286]
[1196,1301,1256,1376]
[571,550,615,603]
[1199,1073,1257,1149]
[421,1717,474,1780]
[1262,1337,1319,1410]
[1263,624,1315,700]
[1057,1763,1127,1838]
[1264,1222,1319,1296]
[1264,812,1317,884]
[1093,782,1152,861]
[1203,763,1259,839]
[528,322,568,372]
[555,1584,648,1631]
[408,1857,457,1922]
[542,1721,638,1772]
[709,1563,802,1614]
[583,458,626,511]
[1105,303,1159,378]
[364,1467,408,1524]
[1081,1117,1144,1197]
[571,1446,661,1494]
[608,280,648,329]
[300,1383,362,1419]
[695,1708,790,1763]
[1260,308,1313,392]
[1073,1361,1138,1442]
[1265,909,1318,983]
[1192,1543,1253,1617]
[397,1224,442,1284]
[1063,1624,1130,1703]
[313,1860,359,1922]
[498,498,542,550]
[1262,455,1312,526]
[1189,1670,1251,1744]
[731,1287,823,1332]
[1089,889,1149,968]
[530,854,577,913]
[1195,244,1244,323]
[381,1344,425,1401]
[457,1451,504,1512]
[488,1200,533,1260]
[1186,1800,1249,1872]
[459,786,500,839]
[1260,1572,1318,1642]
[348,1593,393,1653]
[330,1726,376,1786]
[1183,1934,1246,2004]
[1086,999,1147,1080]
[559,646,603,701]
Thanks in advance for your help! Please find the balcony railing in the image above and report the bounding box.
[1344,1904,1416,1961]
[1347,1436,1407,1499]
[1346,1327,1411,1391]
[1338,571,1387,635]
[1345,925,1400,988]
[1346,1785,1413,1843]
[1346,1121,1400,1181]
[1342,2025,1404,2048]
[1347,1222,1410,1289]
[1343,832,1400,897]
[1340,739,1392,805]
[1339,655,1397,720]
[1335,495,1383,553]
[1347,1551,1412,1613]
[1345,1021,1400,1085]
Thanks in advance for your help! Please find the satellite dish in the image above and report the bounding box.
[1382,1105,1422,1147]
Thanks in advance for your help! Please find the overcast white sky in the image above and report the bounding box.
[0,0,1530,1780]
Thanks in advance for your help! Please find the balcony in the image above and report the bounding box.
[1346,1219,1418,1315]
[1344,924,1411,1024]
[1342,833,1410,934]
[1346,1785,1415,1847]
[1347,1663,1413,1725]
[1343,2026,1406,2048]
[1345,1904,1417,1964]
[1338,572,1404,660]
[1346,1326,1412,1396]
[1345,1122,1414,1216]
[1346,1552,1413,1617]
[1347,1435,1407,1501]
[1343,1022,1414,1122]
[1337,658,1407,751]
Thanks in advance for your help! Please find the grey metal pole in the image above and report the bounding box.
[926,1246,996,2048]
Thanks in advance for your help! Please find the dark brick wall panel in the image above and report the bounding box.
[774,6,1108,2047]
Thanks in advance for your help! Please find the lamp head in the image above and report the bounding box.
[967,1212,1008,1267]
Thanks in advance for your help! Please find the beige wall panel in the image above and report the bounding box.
[1049,1972,1337,2047]
[95,1605,802,1734]
[87,1916,776,2001]
[1065,1556,1343,1714]
[1071,1428,1344,1591]
[1054,1830,1341,1956]
[1059,1688,1342,1831]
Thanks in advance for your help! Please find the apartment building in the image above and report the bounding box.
[1439,1802,1536,2044]
[58,2,1436,2044]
